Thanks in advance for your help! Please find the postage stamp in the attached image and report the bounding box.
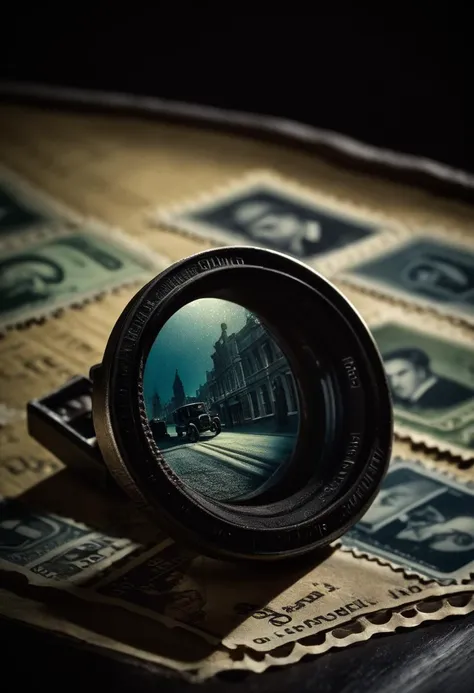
[153,171,402,270]
[370,316,474,459]
[0,225,169,330]
[0,164,81,242]
[339,234,474,325]
[343,458,474,582]
[0,497,138,584]
[0,181,47,235]
[0,498,89,567]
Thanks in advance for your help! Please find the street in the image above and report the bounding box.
[158,429,296,500]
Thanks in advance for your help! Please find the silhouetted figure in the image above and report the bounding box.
[273,378,289,431]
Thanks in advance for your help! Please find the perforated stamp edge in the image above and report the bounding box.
[149,169,411,275]
[338,229,474,328]
[339,456,474,582]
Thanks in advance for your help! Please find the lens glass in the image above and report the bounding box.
[143,298,300,501]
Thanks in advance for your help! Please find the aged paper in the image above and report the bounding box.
[0,102,473,678]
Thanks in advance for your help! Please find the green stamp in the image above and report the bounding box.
[372,321,474,456]
[0,228,165,329]
[342,237,474,325]
[0,182,48,235]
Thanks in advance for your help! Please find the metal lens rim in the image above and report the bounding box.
[100,247,393,560]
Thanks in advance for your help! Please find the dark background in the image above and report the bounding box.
[2,9,471,173]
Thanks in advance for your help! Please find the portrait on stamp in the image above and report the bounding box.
[383,347,473,410]
[0,184,46,234]
[343,238,474,320]
[360,473,442,531]
[345,462,474,579]
[372,321,474,454]
[160,179,379,261]
[395,506,474,553]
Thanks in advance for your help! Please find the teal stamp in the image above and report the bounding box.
[0,228,162,329]
[0,498,135,582]
[30,534,134,581]
[343,237,474,323]
[344,459,474,581]
[0,183,47,235]
[0,498,86,567]
[372,321,474,456]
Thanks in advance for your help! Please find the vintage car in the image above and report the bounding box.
[173,402,221,442]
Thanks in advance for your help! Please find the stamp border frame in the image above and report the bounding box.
[338,230,474,327]
[151,169,410,275]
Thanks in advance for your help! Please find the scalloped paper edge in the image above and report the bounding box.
[1,585,473,681]
[217,591,474,678]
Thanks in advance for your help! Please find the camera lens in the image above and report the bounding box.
[143,298,301,503]
[85,246,392,561]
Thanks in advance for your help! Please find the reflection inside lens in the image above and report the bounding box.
[143,298,299,502]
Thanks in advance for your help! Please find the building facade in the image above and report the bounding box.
[195,314,298,433]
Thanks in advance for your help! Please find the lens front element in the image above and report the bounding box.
[143,298,300,502]
[95,246,392,561]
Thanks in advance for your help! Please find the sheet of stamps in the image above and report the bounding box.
[1,125,474,678]
[367,308,474,459]
[339,233,474,326]
[153,170,406,274]
[343,458,474,582]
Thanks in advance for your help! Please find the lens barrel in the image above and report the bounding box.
[87,246,392,561]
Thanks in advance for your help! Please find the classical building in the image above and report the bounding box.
[195,314,298,433]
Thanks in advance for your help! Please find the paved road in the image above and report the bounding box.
[158,430,296,500]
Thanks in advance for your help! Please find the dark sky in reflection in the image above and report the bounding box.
[144,298,249,413]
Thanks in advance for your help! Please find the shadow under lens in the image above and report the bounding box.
[143,298,300,502]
